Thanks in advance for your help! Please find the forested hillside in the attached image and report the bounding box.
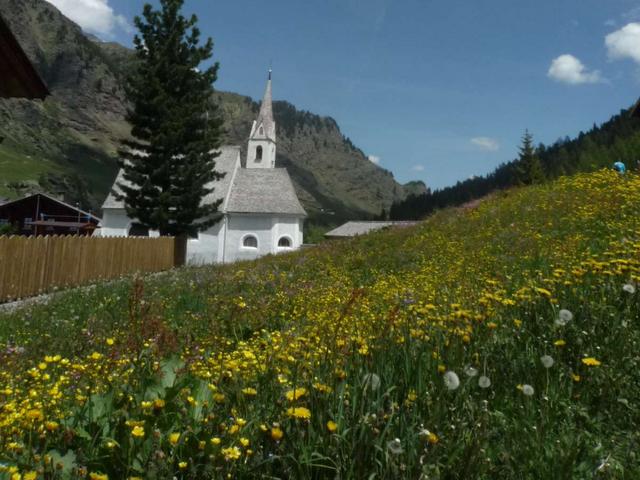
[391,106,640,219]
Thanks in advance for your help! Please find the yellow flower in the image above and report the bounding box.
[90,352,103,361]
[513,319,522,328]
[326,420,338,432]
[106,338,115,346]
[242,387,257,396]
[169,432,180,446]
[24,473,38,480]
[153,399,165,409]
[131,425,145,438]
[26,409,43,421]
[222,446,242,461]
[178,461,187,469]
[38,362,47,370]
[285,387,307,401]
[286,407,311,419]
[581,357,601,366]
[89,473,108,480]
[45,421,59,431]
[553,339,566,347]
[487,322,498,329]
[240,437,250,447]
[571,373,581,382]
[211,437,221,445]
[270,427,284,441]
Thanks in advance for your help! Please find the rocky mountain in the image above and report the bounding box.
[0,0,422,225]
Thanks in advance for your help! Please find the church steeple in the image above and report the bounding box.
[246,69,276,168]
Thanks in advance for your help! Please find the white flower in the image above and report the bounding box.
[521,384,535,396]
[362,373,381,392]
[478,376,491,389]
[443,371,460,391]
[464,366,478,377]
[540,355,554,369]
[387,438,403,455]
[556,309,573,326]
[623,283,636,294]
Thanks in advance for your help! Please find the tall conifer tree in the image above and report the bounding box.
[118,0,224,242]
[517,129,545,185]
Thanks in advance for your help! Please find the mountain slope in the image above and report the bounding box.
[0,0,414,223]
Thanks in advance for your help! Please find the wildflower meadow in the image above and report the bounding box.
[0,169,639,479]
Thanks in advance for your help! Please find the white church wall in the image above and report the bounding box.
[225,214,274,262]
[186,220,224,265]
[272,216,304,252]
[98,209,130,237]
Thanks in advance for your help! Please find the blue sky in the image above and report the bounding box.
[48,0,640,189]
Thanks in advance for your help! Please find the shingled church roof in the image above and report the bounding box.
[103,146,306,217]
[226,168,306,215]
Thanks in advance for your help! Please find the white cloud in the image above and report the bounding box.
[470,137,500,152]
[46,0,131,37]
[368,155,381,165]
[547,54,603,85]
[606,23,640,64]
[411,165,425,172]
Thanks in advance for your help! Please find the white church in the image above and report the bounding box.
[98,72,307,264]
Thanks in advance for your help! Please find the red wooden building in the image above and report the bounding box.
[0,13,49,100]
[0,193,101,236]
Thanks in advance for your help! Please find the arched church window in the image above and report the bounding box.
[278,237,292,248]
[256,146,263,161]
[129,223,149,237]
[243,235,258,248]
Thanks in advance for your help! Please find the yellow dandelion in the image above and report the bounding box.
[581,357,601,366]
[178,461,187,469]
[131,425,145,438]
[285,387,307,401]
[271,427,284,441]
[169,432,180,446]
[286,407,312,419]
[327,420,338,432]
[553,339,566,347]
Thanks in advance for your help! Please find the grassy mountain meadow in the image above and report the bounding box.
[0,0,423,225]
[0,169,638,478]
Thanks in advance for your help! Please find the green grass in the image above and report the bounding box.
[0,144,59,199]
[0,170,639,479]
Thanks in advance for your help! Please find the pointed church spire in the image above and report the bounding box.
[246,69,277,168]
[252,69,274,141]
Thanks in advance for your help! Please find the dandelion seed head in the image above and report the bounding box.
[540,355,554,369]
[556,309,573,326]
[443,371,460,390]
[478,375,491,389]
[387,438,403,455]
[464,366,478,377]
[522,384,535,396]
[623,283,636,294]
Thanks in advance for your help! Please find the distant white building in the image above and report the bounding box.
[98,71,307,264]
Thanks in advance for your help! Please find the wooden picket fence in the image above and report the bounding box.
[0,235,175,302]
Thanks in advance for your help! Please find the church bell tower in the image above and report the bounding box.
[246,69,276,169]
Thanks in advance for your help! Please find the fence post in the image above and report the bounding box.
[173,234,187,267]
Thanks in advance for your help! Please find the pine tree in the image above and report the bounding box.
[517,129,545,185]
[117,0,224,251]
